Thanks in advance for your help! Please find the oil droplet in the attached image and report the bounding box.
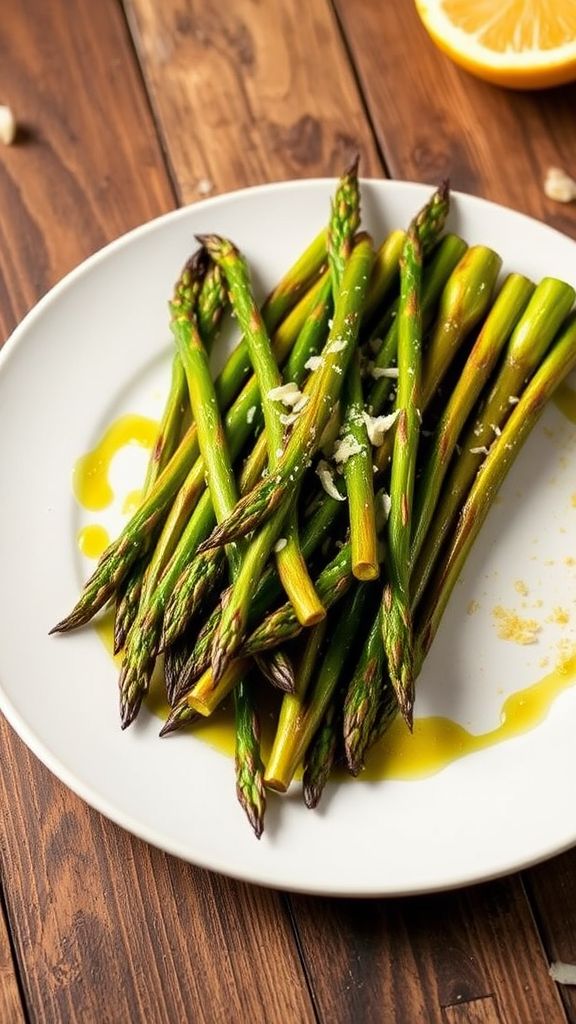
[122,489,143,516]
[362,654,576,781]
[553,382,576,424]
[77,524,110,559]
[73,414,159,511]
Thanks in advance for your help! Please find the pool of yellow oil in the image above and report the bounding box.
[73,414,158,511]
[94,612,576,780]
[77,524,110,559]
[553,381,576,424]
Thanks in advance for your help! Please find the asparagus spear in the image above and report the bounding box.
[264,585,372,793]
[410,273,535,569]
[254,651,295,693]
[366,233,468,415]
[413,276,576,606]
[341,352,379,579]
[234,675,266,838]
[161,251,268,831]
[265,621,327,787]
[164,635,196,707]
[303,698,339,809]
[381,221,423,730]
[416,312,576,665]
[113,555,147,654]
[196,235,375,552]
[343,606,386,774]
[277,162,362,619]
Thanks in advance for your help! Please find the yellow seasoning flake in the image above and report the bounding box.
[492,605,540,645]
[514,579,529,597]
[467,599,480,616]
[548,606,570,626]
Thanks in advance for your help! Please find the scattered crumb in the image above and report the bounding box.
[544,167,576,204]
[533,599,544,608]
[539,657,550,668]
[467,599,480,616]
[544,559,556,566]
[514,580,529,597]
[565,556,576,566]
[304,355,324,372]
[196,178,214,196]
[548,607,570,626]
[0,105,16,145]
[492,606,540,645]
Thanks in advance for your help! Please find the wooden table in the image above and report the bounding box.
[1,2,576,1021]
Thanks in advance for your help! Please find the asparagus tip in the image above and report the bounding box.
[396,688,414,732]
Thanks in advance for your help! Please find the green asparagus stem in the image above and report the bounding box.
[363,230,405,328]
[261,585,372,793]
[343,607,386,775]
[410,273,535,569]
[413,276,576,607]
[342,352,379,580]
[265,621,327,790]
[367,233,468,415]
[416,312,576,665]
[382,222,423,730]
[164,634,196,707]
[113,556,147,654]
[196,236,375,553]
[234,675,266,838]
[303,698,339,808]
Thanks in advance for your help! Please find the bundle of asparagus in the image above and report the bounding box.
[52,162,576,837]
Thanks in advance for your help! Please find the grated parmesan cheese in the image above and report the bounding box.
[0,105,16,145]
[274,538,287,553]
[304,355,324,372]
[280,412,298,427]
[374,489,392,529]
[508,395,519,405]
[470,445,490,456]
[328,338,347,353]
[491,423,502,437]
[316,460,345,501]
[246,405,257,425]
[362,409,400,446]
[333,434,364,464]
[268,382,305,407]
[370,365,399,380]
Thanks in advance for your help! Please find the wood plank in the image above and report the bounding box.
[526,850,576,1023]
[0,893,26,1024]
[291,877,566,1024]
[123,0,382,203]
[0,1,315,1021]
[333,0,576,238]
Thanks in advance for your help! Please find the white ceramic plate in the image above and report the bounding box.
[0,179,575,897]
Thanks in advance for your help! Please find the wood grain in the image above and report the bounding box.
[443,995,502,1024]
[333,0,576,239]
[526,850,576,1023]
[1,729,315,1023]
[0,892,25,1024]
[290,878,567,1024]
[124,0,382,202]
